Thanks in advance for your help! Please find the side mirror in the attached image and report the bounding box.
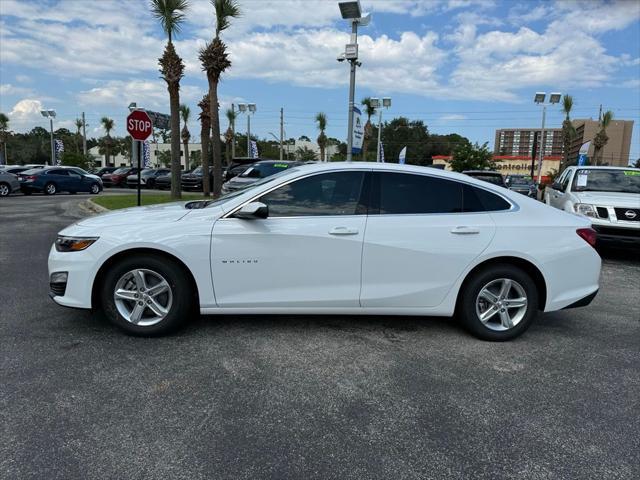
[551,181,562,191]
[234,201,268,219]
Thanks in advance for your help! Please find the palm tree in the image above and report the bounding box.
[199,0,241,197]
[74,118,84,153]
[100,116,114,166]
[315,112,327,162]
[224,108,236,166]
[0,112,9,165]
[151,0,190,200]
[361,97,376,160]
[180,104,191,171]
[198,95,211,196]
[560,95,575,170]
[592,110,614,165]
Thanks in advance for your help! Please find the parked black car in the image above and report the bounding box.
[181,166,213,191]
[221,160,300,194]
[224,157,265,182]
[126,168,171,189]
[155,169,192,190]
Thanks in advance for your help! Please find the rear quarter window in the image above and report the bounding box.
[463,184,512,212]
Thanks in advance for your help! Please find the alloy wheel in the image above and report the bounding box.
[475,278,528,331]
[0,184,9,196]
[91,184,99,194]
[46,184,56,194]
[113,269,173,326]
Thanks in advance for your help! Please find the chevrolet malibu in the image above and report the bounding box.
[48,162,601,340]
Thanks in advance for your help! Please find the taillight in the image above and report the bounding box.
[26,175,37,180]
[577,228,597,249]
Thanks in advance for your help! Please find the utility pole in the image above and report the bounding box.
[279,107,284,161]
[536,105,547,185]
[81,112,87,156]
[231,103,236,159]
[346,20,358,162]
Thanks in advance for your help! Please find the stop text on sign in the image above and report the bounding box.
[128,118,152,131]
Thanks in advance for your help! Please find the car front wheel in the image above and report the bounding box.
[100,254,193,336]
[90,183,100,194]
[458,264,539,341]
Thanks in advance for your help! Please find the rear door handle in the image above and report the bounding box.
[329,226,359,235]
[450,226,480,235]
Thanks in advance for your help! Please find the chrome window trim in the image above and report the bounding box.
[221,167,518,220]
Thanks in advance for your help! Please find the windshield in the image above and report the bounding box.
[239,163,294,179]
[471,174,504,186]
[21,169,42,175]
[572,169,640,194]
[206,167,301,208]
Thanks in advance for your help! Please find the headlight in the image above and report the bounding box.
[55,236,99,252]
[574,203,597,218]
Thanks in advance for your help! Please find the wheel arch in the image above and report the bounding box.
[91,247,200,309]
[456,256,547,311]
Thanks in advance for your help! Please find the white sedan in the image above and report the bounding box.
[48,162,601,340]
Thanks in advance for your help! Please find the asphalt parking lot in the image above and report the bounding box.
[1,193,639,480]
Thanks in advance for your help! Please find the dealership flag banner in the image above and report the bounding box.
[398,146,407,165]
[578,141,591,166]
[250,140,259,159]
[143,141,151,168]
[379,142,385,163]
[351,107,364,154]
[54,139,64,165]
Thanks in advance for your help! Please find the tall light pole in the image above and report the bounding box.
[533,92,561,188]
[370,97,391,162]
[338,1,370,162]
[237,103,256,157]
[40,109,56,165]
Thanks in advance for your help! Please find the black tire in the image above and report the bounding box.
[146,179,155,189]
[22,190,32,196]
[44,182,57,195]
[0,182,10,197]
[90,183,100,195]
[458,264,539,341]
[100,254,194,336]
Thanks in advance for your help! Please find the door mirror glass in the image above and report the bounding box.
[234,202,269,219]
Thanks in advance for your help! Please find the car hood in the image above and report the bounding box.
[181,173,203,180]
[76,202,191,227]
[573,191,640,207]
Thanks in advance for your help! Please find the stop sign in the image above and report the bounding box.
[127,110,153,141]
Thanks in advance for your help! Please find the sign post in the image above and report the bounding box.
[126,110,153,206]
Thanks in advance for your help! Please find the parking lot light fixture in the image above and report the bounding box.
[338,1,370,162]
[237,103,256,156]
[40,109,56,166]
[371,97,391,162]
[533,91,562,187]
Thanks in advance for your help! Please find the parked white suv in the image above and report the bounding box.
[544,166,640,246]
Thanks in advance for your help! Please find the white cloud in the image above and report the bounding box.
[440,114,467,120]
[0,84,35,97]
[77,80,202,109]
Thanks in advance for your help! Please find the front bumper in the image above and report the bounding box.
[48,244,97,309]
[592,225,640,246]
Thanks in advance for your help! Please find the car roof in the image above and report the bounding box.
[253,160,298,165]
[567,165,640,171]
[462,170,502,175]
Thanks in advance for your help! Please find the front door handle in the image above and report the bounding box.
[450,226,480,235]
[329,226,359,235]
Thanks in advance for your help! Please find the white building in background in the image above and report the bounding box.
[284,139,339,161]
[89,143,203,169]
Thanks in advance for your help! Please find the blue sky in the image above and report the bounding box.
[1,0,639,162]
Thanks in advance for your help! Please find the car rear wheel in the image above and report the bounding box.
[100,254,193,336]
[458,264,539,341]
[90,183,100,194]
[44,182,57,195]
[0,182,10,197]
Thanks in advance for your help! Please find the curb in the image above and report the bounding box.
[81,199,109,215]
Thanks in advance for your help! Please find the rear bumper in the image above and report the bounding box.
[562,289,598,309]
